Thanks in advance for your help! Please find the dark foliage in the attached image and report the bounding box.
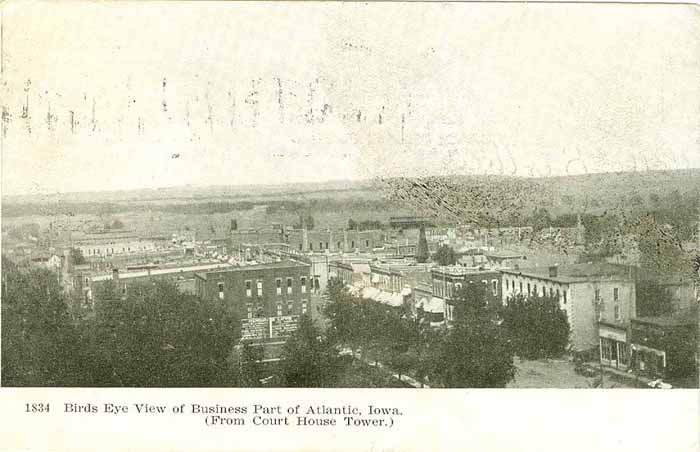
[502,293,570,360]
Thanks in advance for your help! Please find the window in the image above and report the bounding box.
[594,288,600,301]
[217,282,224,300]
[520,282,523,293]
[302,300,308,314]
[614,305,621,322]
[245,280,252,297]
[287,277,293,294]
[299,243,303,251]
[301,277,307,293]
[613,288,619,301]
[122,284,127,296]
[542,286,546,297]
[455,282,462,290]
[351,240,355,249]
[246,303,253,319]
[325,242,329,249]
[549,288,554,298]
[276,278,282,295]
[287,300,293,314]
[256,280,263,296]
[491,279,498,296]
[365,240,369,247]
[277,302,283,317]
[563,291,567,304]
[319,242,323,250]
[533,284,537,296]
[309,243,313,251]
[527,283,531,295]
[314,277,320,291]
[337,241,341,249]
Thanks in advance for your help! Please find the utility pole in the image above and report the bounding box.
[594,293,605,387]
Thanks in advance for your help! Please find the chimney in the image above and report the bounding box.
[548,266,558,278]
[112,268,120,290]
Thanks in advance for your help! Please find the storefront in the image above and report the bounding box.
[599,322,629,370]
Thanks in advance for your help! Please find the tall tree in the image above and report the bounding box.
[434,284,515,387]
[1,256,84,386]
[279,315,342,387]
[433,244,457,266]
[635,279,674,317]
[502,293,570,360]
[84,280,240,386]
[415,225,429,263]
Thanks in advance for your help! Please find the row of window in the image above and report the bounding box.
[433,279,499,298]
[217,277,316,300]
[504,278,569,305]
[299,240,372,251]
[245,300,308,318]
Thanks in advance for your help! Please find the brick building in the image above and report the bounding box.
[195,260,312,323]
[431,266,503,322]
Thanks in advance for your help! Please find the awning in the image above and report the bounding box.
[424,297,445,314]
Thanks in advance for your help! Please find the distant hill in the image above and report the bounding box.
[3,169,699,219]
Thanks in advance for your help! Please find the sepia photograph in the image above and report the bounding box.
[1,0,698,397]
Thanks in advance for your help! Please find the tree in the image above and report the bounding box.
[434,284,515,387]
[415,225,429,263]
[70,247,86,265]
[84,279,240,386]
[294,214,315,230]
[1,255,85,386]
[433,244,457,266]
[502,293,570,360]
[635,279,674,317]
[279,315,342,387]
[324,278,363,357]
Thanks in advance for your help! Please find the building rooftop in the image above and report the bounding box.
[194,259,310,280]
[91,262,236,282]
[501,262,635,283]
[432,265,497,276]
[633,307,699,328]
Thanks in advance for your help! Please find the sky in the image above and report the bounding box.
[1,1,699,196]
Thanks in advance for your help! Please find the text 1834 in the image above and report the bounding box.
[25,403,50,413]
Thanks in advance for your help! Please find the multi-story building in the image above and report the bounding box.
[195,259,312,327]
[89,262,236,302]
[629,306,698,382]
[286,229,385,253]
[431,266,503,322]
[500,263,636,354]
[72,230,156,258]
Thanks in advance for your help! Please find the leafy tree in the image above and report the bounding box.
[1,255,85,386]
[294,214,315,230]
[70,247,87,265]
[84,280,240,386]
[502,293,570,360]
[434,284,515,387]
[635,279,674,317]
[415,225,429,263]
[324,278,363,357]
[279,315,342,387]
[433,244,457,266]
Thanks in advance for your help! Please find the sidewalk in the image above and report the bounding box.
[582,362,652,388]
[344,348,430,388]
